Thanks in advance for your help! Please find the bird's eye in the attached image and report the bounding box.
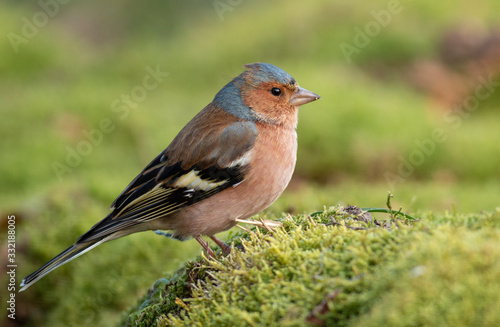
[270,87,282,96]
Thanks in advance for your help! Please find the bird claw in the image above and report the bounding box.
[209,235,232,256]
[194,236,217,259]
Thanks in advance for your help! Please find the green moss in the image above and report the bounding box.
[122,261,210,327]
[121,208,500,326]
[352,219,500,326]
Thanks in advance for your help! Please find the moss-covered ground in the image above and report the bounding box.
[121,206,500,326]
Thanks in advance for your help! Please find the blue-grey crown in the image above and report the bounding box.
[244,62,296,86]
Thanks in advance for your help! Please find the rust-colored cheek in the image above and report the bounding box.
[241,88,297,128]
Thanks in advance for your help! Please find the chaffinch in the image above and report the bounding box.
[20,62,320,291]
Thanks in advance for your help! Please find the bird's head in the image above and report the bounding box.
[214,63,320,128]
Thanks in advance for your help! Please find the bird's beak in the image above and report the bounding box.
[290,86,321,106]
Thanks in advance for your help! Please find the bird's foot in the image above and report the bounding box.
[194,235,216,259]
[209,235,232,256]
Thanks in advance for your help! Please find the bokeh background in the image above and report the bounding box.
[1,1,499,326]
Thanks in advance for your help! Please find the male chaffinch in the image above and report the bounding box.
[20,62,320,291]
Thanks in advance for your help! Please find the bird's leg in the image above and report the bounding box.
[194,235,216,259]
[209,235,232,256]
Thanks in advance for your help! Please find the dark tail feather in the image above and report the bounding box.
[19,238,106,292]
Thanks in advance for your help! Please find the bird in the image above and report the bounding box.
[20,62,320,291]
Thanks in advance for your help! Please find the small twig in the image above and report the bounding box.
[308,215,317,226]
[361,208,418,221]
[258,217,273,232]
[386,191,394,219]
[235,224,250,233]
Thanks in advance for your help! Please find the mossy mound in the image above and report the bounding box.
[121,207,500,326]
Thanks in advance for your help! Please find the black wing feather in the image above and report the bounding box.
[77,162,245,243]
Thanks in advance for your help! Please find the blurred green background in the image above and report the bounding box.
[1,0,499,326]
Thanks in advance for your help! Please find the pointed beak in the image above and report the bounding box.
[290,86,321,106]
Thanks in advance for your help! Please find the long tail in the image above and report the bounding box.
[19,237,109,292]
